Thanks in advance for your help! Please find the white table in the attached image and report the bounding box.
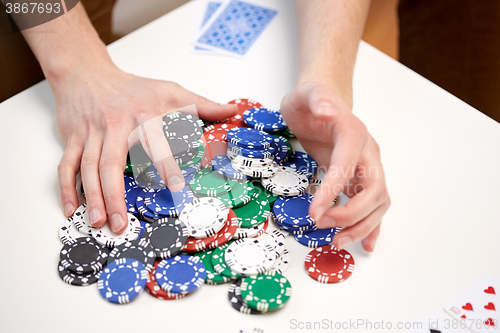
[1,1,499,332]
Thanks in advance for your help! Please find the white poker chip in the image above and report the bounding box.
[261,166,309,196]
[232,162,279,178]
[59,216,88,245]
[269,248,291,275]
[227,149,274,168]
[255,230,286,259]
[178,197,228,239]
[91,213,142,248]
[224,238,276,275]
[232,219,268,239]
[72,203,93,236]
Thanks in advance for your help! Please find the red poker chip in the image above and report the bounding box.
[207,209,239,249]
[253,217,269,238]
[304,246,355,283]
[225,99,262,127]
[146,261,186,300]
[183,234,217,252]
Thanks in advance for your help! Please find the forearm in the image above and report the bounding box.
[21,3,113,87]
[295,0,370,107]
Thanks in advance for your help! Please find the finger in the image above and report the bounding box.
[174,86,238,121]
[134,115,185,192]
[80,135,107,228]
[332,199,390,251]
[99,132,129,234]
[361,223,381,252]
[58,138,83,217]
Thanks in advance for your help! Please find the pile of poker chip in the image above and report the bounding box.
[57,98,356,311]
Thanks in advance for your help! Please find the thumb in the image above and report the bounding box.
[175,86,238,122]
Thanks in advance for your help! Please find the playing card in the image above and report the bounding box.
[193,0,278,57]
[404,313,462,333]
[444,275,500,333]
[193,1,222,53]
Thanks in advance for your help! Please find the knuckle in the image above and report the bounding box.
[99,154,119,171]
[80,155,97,171]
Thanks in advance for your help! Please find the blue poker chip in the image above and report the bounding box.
[226,128,274,150]
[137,220,149,240]
[144,186,194,217]
[284,152,318,179]
[293,227,341,248]
[155,255,206,294]
[243,107,286,133]
[125,186,142,215]
[271,136,288,164]
[211,155,249,180]
[98,258,148,304]
[124,175,139,192]
[135,188,163,222]
[273,193,315,230]
[228,142,275,159]
[184,172,196,184]
[272,211,317,234]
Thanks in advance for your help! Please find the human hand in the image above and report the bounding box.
[54,61,237,233]
[280,82,390,252]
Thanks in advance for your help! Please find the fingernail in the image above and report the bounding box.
[316,102,336,116]
[89,209,102,225]
[110,214,126,233]
[168,175,185,192]
[337,236,353,250]
[64,203,74,217]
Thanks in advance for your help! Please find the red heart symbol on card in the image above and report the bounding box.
[462,303,474,311]
[461,315,466,319]
[485,286,496,295]
[485,302,496,310]
[484,318,495,326]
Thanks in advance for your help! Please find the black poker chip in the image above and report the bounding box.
[58,261,101,286]
[141,218,189,259]
[59,237,109,275]
[227,279,263,315]
[163,112,204,141]
[107,239,156,272]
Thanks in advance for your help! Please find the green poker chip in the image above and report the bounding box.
[252,182,279,205]
[240,272,292,312]
[233,197,270,228]
[189,168,237,197]
[124,154,133,175]
[179,139,205,169]
[280,126,296,139]
[211,242,241,279]
[217,181,255,208]
[192,249,230,285]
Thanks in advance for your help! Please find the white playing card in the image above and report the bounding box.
[444,275,500,333]
[404,313,462,333]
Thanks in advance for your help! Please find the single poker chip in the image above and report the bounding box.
[285,151,318,179]
[270,135,289,164]
[233,218,269,240]
[261,166,309,197]
[211,155,249,180]
[178,197,228,238]
[193,249,231,285]
[141,218,188,259]
[255,230,286,259]
[135,188,163,222]
[163,112,204,141]
[72,204,93,236]
[155,255,206,294]
[211,242,242,279]
[183,234,217,253]
[252,182,279,206]
[294,227,341,248]
[91,213,142,248]
[273,193,315,230]
[226,98,263,127]
[125,186,143,215]
[207,209,239,249]
[240,272,292,312]
[60,237,109,275]
[270,248,291,275]
[243,107,286,133]
[58,261,101,286]
[228,279,263,315]
[146,261,186,300]
[228,142,275,159]
[144,186,194,217]
[203,123,238,143]
[216,181,254,209]
[59,217,87,245]
[232,162,279,178]
[226,128,273,150]
[225,238,276,275]
[232,197,270,228]
[189,168,237,197]
[304,246,355,283]
[108,239,156,272]
[227,149,274,168]
[98,258,148,304]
